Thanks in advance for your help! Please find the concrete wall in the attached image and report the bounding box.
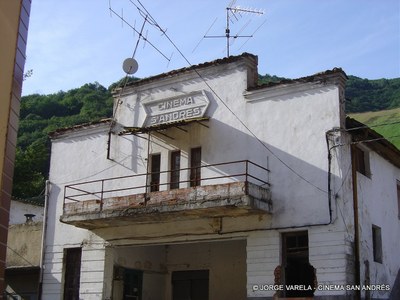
[357,149,400,299]
[9,200,44,225]
[5,218,41,298]
[113,60,347,228]
[6,222,42,267]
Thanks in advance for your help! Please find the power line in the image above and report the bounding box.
[343,134,400,147]
[6,245,36,267]
[130,0,328,195]
[345,120,400,131]
[114,1,400,195]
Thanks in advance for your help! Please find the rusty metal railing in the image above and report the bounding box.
[63,160,270,210]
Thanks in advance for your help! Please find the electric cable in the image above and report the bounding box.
[122,0,344,194]
[6,245,36,267]
[118,0,400,195]
[335,134,400,148]
[133,0,328,194]
[344,120,400,131]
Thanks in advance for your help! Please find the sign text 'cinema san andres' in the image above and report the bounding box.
[143,91,210,127]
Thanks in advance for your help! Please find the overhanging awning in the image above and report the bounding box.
[119,117,209,135]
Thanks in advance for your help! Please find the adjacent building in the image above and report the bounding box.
[41,53,400,299]
[0,1,32,297]
[5,198,44,299]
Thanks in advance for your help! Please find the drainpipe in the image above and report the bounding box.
[325,132,335,225]
[107,130,112,160]
[38,180,50,300]
[351,145,361,300]
[145,132,151,202]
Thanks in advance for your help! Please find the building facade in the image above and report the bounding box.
[0,0,32,297]
[42,53,400,299]
[5,198,44,299]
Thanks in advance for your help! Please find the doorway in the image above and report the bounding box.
[282,231,315,297]
[172,270,209,300]
[123,269,143,300]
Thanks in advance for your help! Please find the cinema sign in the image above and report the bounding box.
[143,91,210,127]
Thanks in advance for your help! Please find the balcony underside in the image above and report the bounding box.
[60,182,272,230]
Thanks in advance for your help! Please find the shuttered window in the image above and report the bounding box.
[170,151,181,189]
[190,147,201,187]
[150,154,161,192]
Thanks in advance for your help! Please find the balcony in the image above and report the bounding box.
[60,160,272,229]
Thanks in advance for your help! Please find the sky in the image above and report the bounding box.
[22,0,400,96]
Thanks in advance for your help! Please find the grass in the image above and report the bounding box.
[349,107,400,150]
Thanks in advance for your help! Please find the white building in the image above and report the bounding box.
[41,53,400,299]
[5,198,44,299]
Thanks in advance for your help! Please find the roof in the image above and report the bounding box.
[51,54,350,137]
[12,196,45,207]
[346,117,400,169]
[49,118,112,138]
[114,52,258,91]
[248,67,348,91]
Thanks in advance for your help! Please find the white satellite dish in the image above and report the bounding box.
[122,57,139,74]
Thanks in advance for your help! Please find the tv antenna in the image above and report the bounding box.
[108,0,173,71]
[196,0,265,57]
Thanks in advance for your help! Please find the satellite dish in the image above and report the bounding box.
[122,58,139,74]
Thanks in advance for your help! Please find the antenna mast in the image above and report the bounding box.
[108,0,173,63]
[204,2,264,57]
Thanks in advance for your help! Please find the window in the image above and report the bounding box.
[282,231,315,297]
[372,225,382,263]
[150,154,161,192]
[190,147,201,187]
[172,270,209,300]
[354,146,370,177]
[123,269,143,300]
[397,180,400,219]
[170,151,181,189]
[63,248,82,300]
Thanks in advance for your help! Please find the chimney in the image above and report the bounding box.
[24,213,35,224]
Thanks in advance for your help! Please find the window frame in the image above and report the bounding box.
[354,146,371,177]
[372,225,383,263]
[150,153,161,192]
[190,147,201,187]
[170,150,181,189]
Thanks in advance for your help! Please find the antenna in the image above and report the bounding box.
[202,2,265,57]
[108,0,172,63]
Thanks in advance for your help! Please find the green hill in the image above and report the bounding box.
[346,76,400,113]
[259,74,400,114]
[349,107,400,149]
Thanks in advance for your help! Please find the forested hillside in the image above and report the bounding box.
[13,75,400,199]
[258,74,400,113]
[346,76,400,112]
[14,82,113,198]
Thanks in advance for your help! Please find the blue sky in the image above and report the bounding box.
[22,0,400,95]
